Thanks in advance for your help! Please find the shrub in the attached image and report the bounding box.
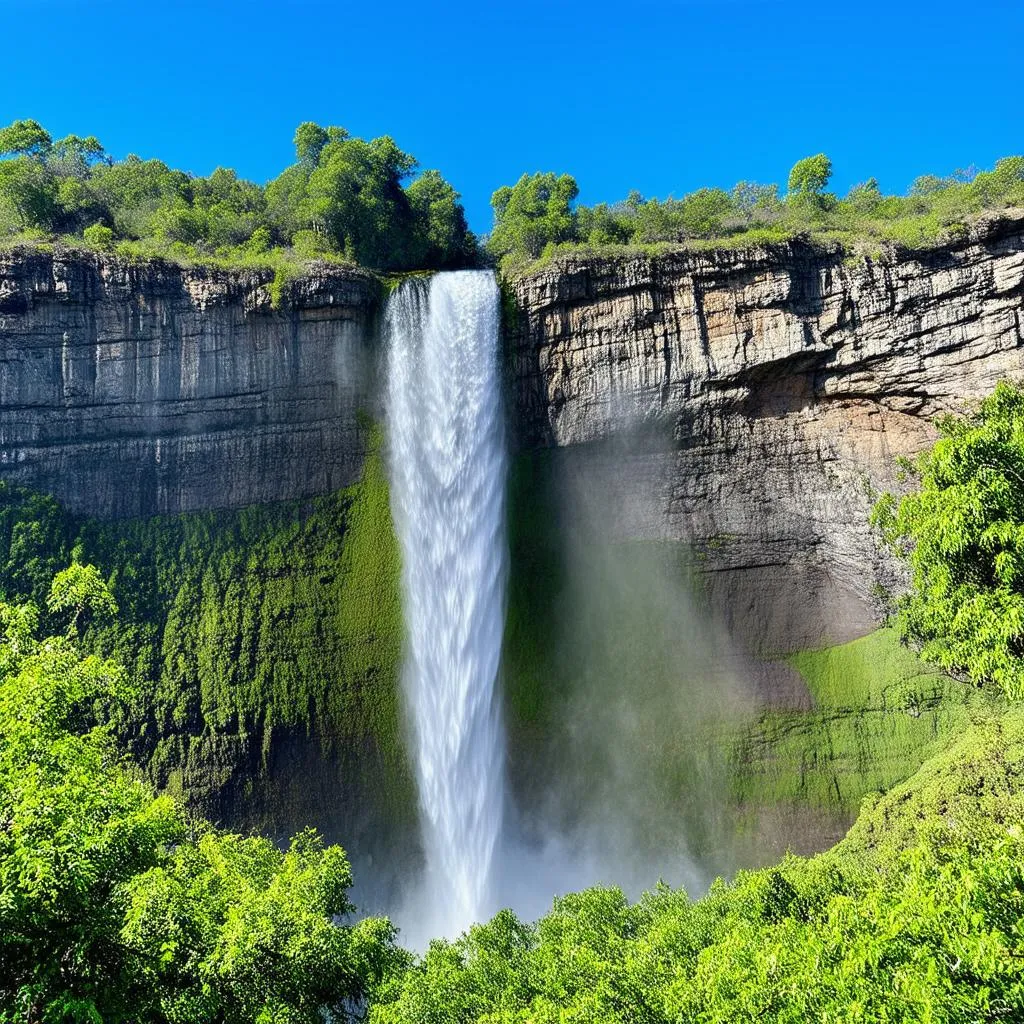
[82,221,114,248]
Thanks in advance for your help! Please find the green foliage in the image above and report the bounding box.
[488,172,580,259]
[47,562,118,633]
[493,150,1024,273]
[372,709,1024,1023]
[0,118,476,272]
[786,152,833,197]
[0,441,413,833]
[0,569,403,1023]
[732,628,998,818]
[874,380,1024,699]
[82,221,114,248]
[0,119,52,158]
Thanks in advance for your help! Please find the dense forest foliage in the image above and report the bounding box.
[487,153,1024,269]
[2,565,1021,1021]
[0,567,408,1023]
[0,119,476,271]
[3,119,1021,276]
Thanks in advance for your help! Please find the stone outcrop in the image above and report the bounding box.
[506,213,1024,651]
[0,247,379,517]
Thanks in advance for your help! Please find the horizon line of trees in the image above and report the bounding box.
[486,152,1024,263]
[3,118,1023,273]
[0,118,477,271]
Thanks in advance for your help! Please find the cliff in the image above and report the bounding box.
[506,213,1024,652]
[3,226,1023,650]
[0,247,379,517]
[2,225,1022,881]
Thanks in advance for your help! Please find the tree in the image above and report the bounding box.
[301,134,418,267]
[0,156,58,229]
[844,177,883,213]
[488,172,579,259]
[0,119,52,158]
[293,121,347,166]
[47,561,118,633]
[0,565,407,1022]
[787,153,833,198]
[731,181,781,222]
[406,169,474,268]
[677,187,736,238]
[873,380,1024,699]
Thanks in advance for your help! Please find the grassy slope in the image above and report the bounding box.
[732,628,998,814]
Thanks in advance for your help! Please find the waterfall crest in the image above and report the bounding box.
[384,270,508,938]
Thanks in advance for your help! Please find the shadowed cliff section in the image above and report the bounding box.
[505,212,1024,654]
[0,246,380,517]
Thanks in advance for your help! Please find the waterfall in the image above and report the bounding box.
[384,270,508,938]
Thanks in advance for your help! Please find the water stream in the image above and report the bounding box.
[384,270,508,938]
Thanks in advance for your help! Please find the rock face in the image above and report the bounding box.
[2,222,1023,652]
[506,214,1024,652]
[0,247,378,517]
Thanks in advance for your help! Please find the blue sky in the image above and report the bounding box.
[3,0,1021,233]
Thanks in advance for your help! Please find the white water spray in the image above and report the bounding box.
[385,271,508,938]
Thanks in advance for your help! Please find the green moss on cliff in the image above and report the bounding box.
[731,629,1000,819]
[500,449,1001,869]
[0,442,414,844]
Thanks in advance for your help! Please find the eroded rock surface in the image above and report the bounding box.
[0,247,378,517]
[507,214,1024,651]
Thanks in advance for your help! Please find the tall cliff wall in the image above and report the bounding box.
[3,227,1023,651]
[507,213,1024,652]
[0,248,378,517]
[2,228,1022,881]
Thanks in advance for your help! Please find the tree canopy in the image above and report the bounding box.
[487,152,1024,269]
[0,564,407,1023]
[0,119,476,272]
[874,380,1024,699]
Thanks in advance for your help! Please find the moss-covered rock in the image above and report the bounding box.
[0,441,416,871]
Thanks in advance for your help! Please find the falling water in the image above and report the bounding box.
[384,271,508,938]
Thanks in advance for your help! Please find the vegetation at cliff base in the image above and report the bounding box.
[489,152,1024,270]
[0,443,413,841]
[371,707,1024,1023]
[0,118,476,272]
[4,563,1024,1023]
[732,627,998,820]
[0,567,406,1023]
[875,380,1024,700]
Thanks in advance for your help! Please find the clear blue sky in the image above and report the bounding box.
[3,0,1021,233]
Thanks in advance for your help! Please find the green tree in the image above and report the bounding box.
[301,134,418,267]
[0,565,406,1023]
[488,172,579,260]
[47,561,118,633]
[677,187,737,238]
[874,380,1024,699]
[0,119,52,159]
[406,169,474,268]
[731,181,781,222]
[293,121,348,166]
[844,176,883,213]
[787,153,833,197]
[0,156,58,229]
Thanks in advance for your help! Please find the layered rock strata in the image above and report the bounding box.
[506,214,1024,650]
[0,248,378,517]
